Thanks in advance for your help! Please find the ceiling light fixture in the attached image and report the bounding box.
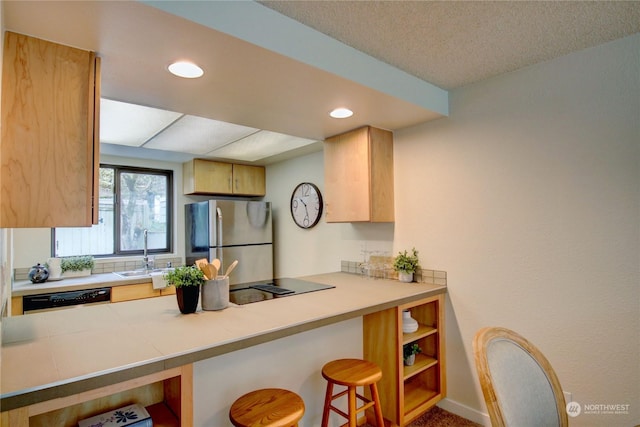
[168,61,204,78]
[329,107,353,119]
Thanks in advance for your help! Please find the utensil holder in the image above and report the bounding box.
[201,276,229,311]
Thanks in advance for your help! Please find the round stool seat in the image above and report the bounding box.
[229,388,305,427]
[320,359,385,427]
[322,358,382,387]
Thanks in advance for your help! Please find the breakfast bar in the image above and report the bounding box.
[1,272,446,426]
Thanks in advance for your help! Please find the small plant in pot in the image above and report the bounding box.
[60,255,95,277]
[165,266,204,314]
[403,343,422,366]
[393,248,419,282]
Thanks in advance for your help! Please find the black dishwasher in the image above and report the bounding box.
[23,288,111,313]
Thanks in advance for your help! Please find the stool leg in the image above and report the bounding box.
[321,382,333,427]
[370,383,385,427]
[348,386,357,427]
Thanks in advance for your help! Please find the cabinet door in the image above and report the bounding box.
[232,164,265,196]
[183,159,233,194]
[1,31,99,227]
[324,127,372,222]
[111,283,161,303]
[368,127,394,222]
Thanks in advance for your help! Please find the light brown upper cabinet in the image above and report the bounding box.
[324,126,394,222]
[1,31,100,228]
[232,164,266,196]
[183,159,265,196]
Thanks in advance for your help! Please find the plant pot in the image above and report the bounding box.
[201,277,229,311]
[62,268,91,278]
[405,354,416,366]
[398,272,413,283]
[176,286,200,314]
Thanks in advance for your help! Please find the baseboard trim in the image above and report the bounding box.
[437,398,491,426]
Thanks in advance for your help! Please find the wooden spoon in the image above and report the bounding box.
[195,258,209,277]
[211,258,221,272]
[209,263,219,280]
[223,260,238,278]
[202,263,216,281]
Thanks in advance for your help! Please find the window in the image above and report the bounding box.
[53,165,173,257]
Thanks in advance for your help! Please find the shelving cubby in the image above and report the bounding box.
[363,293,445,426]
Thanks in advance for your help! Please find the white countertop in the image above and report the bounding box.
[1,272,446,411]
[12,272,160,297]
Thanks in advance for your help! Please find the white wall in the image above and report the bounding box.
[394,34,639,426]
[266,150,394,278]
[193,317,362,427]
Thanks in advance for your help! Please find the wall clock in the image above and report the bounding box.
[290,182,323,229]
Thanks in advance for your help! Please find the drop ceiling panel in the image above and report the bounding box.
[144,115,258,155]
[208,130,318,162]
[100,99,182,146]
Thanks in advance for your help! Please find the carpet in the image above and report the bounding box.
[365,406,482,427]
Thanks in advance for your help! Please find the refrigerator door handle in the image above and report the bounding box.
[216,207,223,268]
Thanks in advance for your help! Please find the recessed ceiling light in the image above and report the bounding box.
[168,61,204,78]
[329,107,353,119]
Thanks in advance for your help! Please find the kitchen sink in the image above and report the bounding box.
[113,268,174,279]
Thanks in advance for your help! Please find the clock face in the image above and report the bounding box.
[290,182,323,229]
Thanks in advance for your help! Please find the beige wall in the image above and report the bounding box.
[394,34,639,425]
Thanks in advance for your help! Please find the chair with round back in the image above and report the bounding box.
[473,327,568,427]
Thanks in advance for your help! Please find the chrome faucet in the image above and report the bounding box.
[143,228,149,271]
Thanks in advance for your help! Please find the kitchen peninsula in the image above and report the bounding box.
[1,272,446,426]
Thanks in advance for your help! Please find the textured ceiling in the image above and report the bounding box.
[260,1,640,89]
[4,1,639,164]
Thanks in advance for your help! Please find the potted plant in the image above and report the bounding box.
[393,248,419,282]
[165,266,204,314]
[403,343,422,366]
[61,255,95,278]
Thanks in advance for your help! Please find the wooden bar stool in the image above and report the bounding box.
[321,358,385,427]
[229,388,305,427]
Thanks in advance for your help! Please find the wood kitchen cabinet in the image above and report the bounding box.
[1,31,100,228]
[324,126,394,222]
[183,159,265,196]
[110,282,175,303]
[232,163,266,196]
[363,294,445,426]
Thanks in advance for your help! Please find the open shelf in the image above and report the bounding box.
[10,366,192,427]
[403,375,439,418]
[403,354,438,380]
[364,293,445,427]
[402,324,437,345]
[146,402,179,427]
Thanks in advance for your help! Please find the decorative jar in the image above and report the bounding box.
[402,310,418,333]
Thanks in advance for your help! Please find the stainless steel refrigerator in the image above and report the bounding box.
[185,200,272,285]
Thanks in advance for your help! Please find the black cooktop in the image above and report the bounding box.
[229,278,335,305]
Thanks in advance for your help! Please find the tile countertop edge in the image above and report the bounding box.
[1,272,447,412]
[12,273,165,296]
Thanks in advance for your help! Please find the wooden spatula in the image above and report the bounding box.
[195,258,208,270]
[202,263,216,281]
